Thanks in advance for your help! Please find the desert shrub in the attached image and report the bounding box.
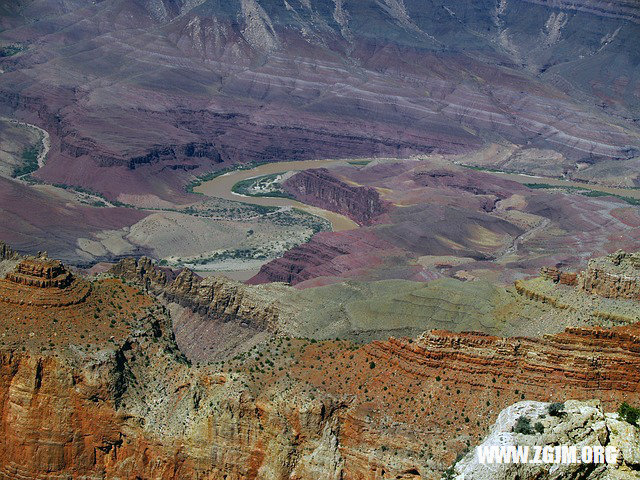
[534,422,544,434]
[618,402,640,426]
[548,402,565,417]
[513,416,533,435]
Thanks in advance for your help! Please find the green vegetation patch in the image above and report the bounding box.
[618,402,640,426]
[459,164,504,173]
[231,173,294,199]
[548,402,565,417]
[524,183,640,206]
[12,145,40,177]
[185,161,269,194]
[0,44,25,57]
[513,415,534,435]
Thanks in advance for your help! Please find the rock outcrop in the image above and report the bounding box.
[581,251,640,300]
[535,251,640,301]
[455,400,640,479]
[7,258,73,288]
[110,256,169,291]
[540,266,578,286]
[164,268,282,331]
[282,168,388,226]
[0,256,90,306]
[0,241,19,261]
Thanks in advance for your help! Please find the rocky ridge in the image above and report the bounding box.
[1,247,640,478]
[110,256,286,332]
[282,168,389,226]
[455,400,640,479]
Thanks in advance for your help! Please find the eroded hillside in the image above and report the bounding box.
[1,245,639,479]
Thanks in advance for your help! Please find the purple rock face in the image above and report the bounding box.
[0,0,638,199]
[282,168,389,225]
[0,0,639,267]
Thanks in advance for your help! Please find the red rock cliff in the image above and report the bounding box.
[282,168,388,226]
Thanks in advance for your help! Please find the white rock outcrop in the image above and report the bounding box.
[454,400,640,480]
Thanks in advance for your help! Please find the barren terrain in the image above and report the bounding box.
[0,2,639,478]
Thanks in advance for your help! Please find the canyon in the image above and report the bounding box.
[0,0,639,267]
[1,247,640,479]
[0,1,639,479]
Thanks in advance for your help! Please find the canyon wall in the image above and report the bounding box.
[1,251,640,478]
[282,168,389,226]
[368,326,640,397]
[581,251,640,300]
[0,310,350,480]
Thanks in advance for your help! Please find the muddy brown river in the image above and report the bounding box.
[196,158,640,234]
[195,159,360,231]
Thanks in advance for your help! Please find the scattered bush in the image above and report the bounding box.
[12,145,40,177]
[534,422,544,434]
[618,402,640,426]
[548,402,565,417]
[513,416,533,435]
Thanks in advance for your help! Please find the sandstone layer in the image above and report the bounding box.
[1,248,640,478]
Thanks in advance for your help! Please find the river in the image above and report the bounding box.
[195,159,360,231]
[0,117,50,169]
[196,158,640,235]
[465,168,640,200]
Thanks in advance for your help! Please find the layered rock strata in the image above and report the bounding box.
[282,168,389,226]
[0,257,90,307]
[1,248,640,479]
[540,266,578,286]
[7,258,73,288]
[581,251,640,300]
[367,325,640,396]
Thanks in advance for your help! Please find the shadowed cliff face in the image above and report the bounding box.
[0,0,638,202]
[282,168,389,225]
